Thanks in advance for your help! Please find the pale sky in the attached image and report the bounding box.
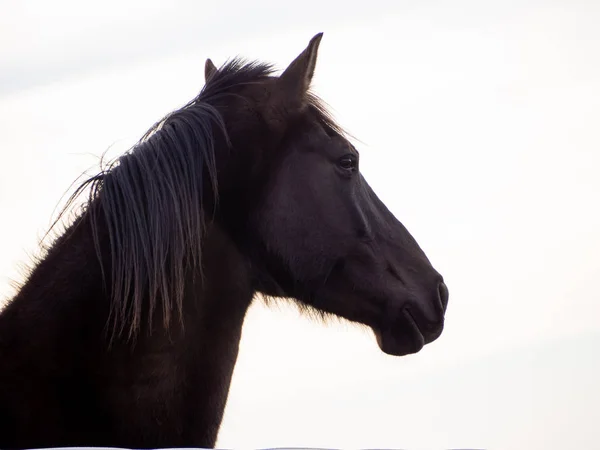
[1,1,599,449]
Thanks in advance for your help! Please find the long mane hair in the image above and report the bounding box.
[54,60,276,341]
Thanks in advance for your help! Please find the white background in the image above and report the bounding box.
[1,1,599,449]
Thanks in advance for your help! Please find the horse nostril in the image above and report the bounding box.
[438,282,449,313]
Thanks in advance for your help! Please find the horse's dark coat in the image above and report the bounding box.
[0,34,448,448]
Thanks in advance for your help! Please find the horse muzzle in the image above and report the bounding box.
[373,281,449,357]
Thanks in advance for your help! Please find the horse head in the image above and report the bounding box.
[210,34,448,356]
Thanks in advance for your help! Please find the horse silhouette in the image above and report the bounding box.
[0,33,448,448]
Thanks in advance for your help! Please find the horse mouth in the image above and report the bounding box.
[372,308,425,356]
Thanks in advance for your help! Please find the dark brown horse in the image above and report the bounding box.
[0,33,448,448]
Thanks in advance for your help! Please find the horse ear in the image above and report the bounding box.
[205,58,217,82]
[279,33,323,97]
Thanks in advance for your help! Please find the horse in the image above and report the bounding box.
[0,33,448,448]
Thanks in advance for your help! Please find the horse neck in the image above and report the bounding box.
[0,208,254,380]
[0,209,254,446]
[98,222,255,446]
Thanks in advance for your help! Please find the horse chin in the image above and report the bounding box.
[372,309,425,357]
[373,327,424,356]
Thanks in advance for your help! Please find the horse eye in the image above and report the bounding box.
[338,155,357,171]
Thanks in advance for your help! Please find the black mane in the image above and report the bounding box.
[57,59,276,341]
